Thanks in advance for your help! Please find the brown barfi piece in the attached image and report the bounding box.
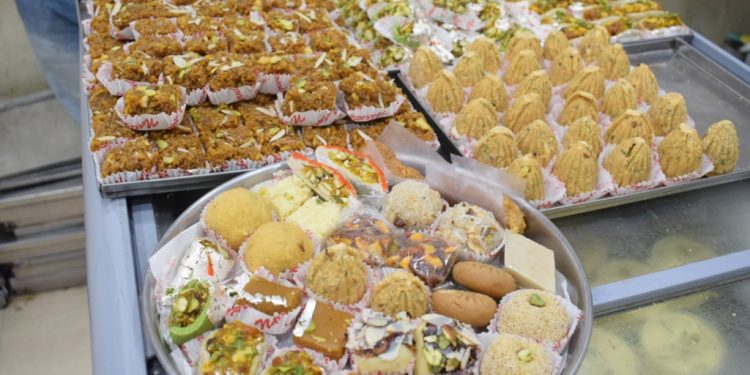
[89,113,140,151]
[207,54,257,90]
[150,131,207,171]
[88,85,118,115]
[292,300,353,360]
[190,105,243,133]
[283,78,337,114]
[300,125,348,149]
[111,2,172,29]
[185,32,228,55]
[269,32,311,54]
[238,277,303,315]
[123,85,183,116]
[127,35,183,58]
[255,54,294,75]
[176,16,221,35]
[348,121,387,150]
[100,138,157,177]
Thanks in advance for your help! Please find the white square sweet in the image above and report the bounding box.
[504,231,556,292]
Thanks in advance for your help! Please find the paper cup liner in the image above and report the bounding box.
[662,153,715,186]
[184,86,208,106]
[292,259,374,315]
[82,18,92,36]
[171,332,208,372]
[153,164,212,179]
[237,233,309,283]
[476,331,564,375]
[275,95,347,127]
[114,88,187,131]
[258,72,292,94]
[418,0,485,31]
[93,143,156,184]
[490,289,583,354]
[96,62,158,96]
[600,143,667,196]
[207,82,260,105]
[344,95,406,123]
[224,273,305,335]
[262,345,341,373]
[530,170,567,209]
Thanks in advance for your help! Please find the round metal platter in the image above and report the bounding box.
[142,162,593,374]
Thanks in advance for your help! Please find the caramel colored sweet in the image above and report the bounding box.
[242,222,314,276]
[516,70,552,110]
[507,155,545,201]
[563,117,602,157]
[550,47,582,85]
[475,126,518,169]
[293,301,353,360]
[597,44,630,80]
[454,98,498,139]
[648,92,688,136]
[558,91,598,126]
[426,70,465,113]
[452,261,517,299]
[504,93,546,133]
[504,49,541,85]
[306,244,368,305]
[409,46,444,88]
[564,66,605,100]
[579,26,610,63]
[605,109,654,145]
[240,277,303,315]
[516,120,559,167]
[454,52,486,87]
[502,195,526,234]
[658,123,703,178]
[370,271,429,318]
[553,141,599,196]
[506,30,542,61]
[431,290,497,328]
[703,120,740,175]
[543,30,570,61]
[603,79,638,118]
[204,188,273,250]
[627,64,659,104]
[465,36,502,73]
[604,137,652,187]
[469,74,509,112]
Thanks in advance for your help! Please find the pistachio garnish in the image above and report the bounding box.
[529,293,546,307]
[156,139,169,150]
[517,348,533,363]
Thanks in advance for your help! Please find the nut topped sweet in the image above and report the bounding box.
[648,92,688,136]
[578,26,610,63]
[497,289,569,343]
[387,233,458,288]
[543,30,570,61]
[549,47,582,85]
[469,74,509,112]
[383,180,443,230]
[504,93,546,133]
[516,70,552,110]
[604,137,652,187]
[603,78,638,118]
[658,123,703,178]
[515,119,559,167]
[627,63,660,104]
[328,213,399,266]
[605,109,654,145]
[434,202,504,258]
[474,126,519,169]
[465,36,502,73]
[306,244,369,305]
[426,70,465,113]
[558,91,598,126]
[370,270,430,318]
[563,117,603,157]
[553,141,599,196]
[508,155,545,201]
[480,333,555,375]
[414,313,482,374]
[409,46,444,88]
[454,98,499,139]
[347,309,420,374]
[504,49,542,85]
[564,66,605,100]
[703,120,740,175]
[454,52,487,87]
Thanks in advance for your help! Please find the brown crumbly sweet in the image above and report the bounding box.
[452,261,517,299]
[658,123,703,178]
[604,137,652,187]
[370,141,424,179]
[605,109,654,145]
[151,131,208,171]
[100,138,157,177]
[221,14,266,34]
[647,92,688,136]
[339,72,399,108]
[190,105,242,133]
[255,54,295,75]
[469,74,509,112]
[293,8,334,32]
[227,29,267,54]
[408,46,444,88]
[293,301,353,360]
[265,9,300,32]
[503,195,527,234]
[89,113,141,151]
[504,49,541,85]
[309,28,351,51]
[328,48,379,80]
[207,54,257,90]
[549,47,582,85]
[370,271,429,318]
[86,33,125,60]
[200,125,265,164]
[306,244,368,305]
[88,85,118,115]
[503,93,546,133]
[110,54,163,83]
[127,35,183,58]
[553,141,599,196]
[431,290,497,328]
[627,64,660,104]
[515,70,552,110]
[515,120,559,167]
[162,53,210,91]
[426,70,465,113]
[454,98,498,139]
[185,32,229,55]
[558,91,598,126]
[301,125,348,149]
[563,117,603,157]
[474,126,518,169]
[123,85,183,116]
[564,66,605,100]
[703,120,740,175]
[498,290,569,343]
[603,78,638,118]
[465,36,502,72]
[543,30,570,61]
[578,26,610,63]
[110,2,172,29]
[269,32,312,54]
[176,16,222,36]
[283,78,337,114]
[348,122,388,151]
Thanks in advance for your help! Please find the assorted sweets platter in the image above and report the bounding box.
[144,128,591,375]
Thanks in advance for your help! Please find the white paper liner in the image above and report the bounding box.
[207,82,260,105]
[184,86,208,106]
[96,62,160,96]
[114,87,187,131]
[92,142,156,184]
[258,72,292,94]
[344,94,406,123]
[557,154,615,206]
[530,170,567,209]
[224,272,304,335]
[292,258,374,315]
[662,153,715,186]
[275,93,347,127]
[152,163,211,180]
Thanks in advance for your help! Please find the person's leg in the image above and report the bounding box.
[15,0,81,124]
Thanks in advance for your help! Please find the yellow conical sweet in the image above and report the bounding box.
[515,119,559,167]
[558,91,598,126]
[703,120,739,175]
[466,36,502,73]
[504,49,541,85]
[604,137,652,187]
[408,46,444,88]
[550,47,582,85]
[564,66,605,100]
[648,92,688,136]
[507,30,542,61]
[507,154,545,201]
[454,52,486,87]
[658,123,703,178]
[516,70,552,110]
[597,44,630,80]
[605,109,654,145]
[426,70,465,113]
[469,74,508,112]
[603,79,637,118]
[627,64,659,104]
[579,26,610,63]
[553,141,599,196]
[543,30,570,61]
[563,117,602,157]
[454,98,498,139]
[503,93,546,133]
[475,126,518,169]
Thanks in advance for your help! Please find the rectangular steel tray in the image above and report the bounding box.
[395,37,750,219]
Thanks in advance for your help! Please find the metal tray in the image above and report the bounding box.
[395,37,750,219]
[142,162,593,375]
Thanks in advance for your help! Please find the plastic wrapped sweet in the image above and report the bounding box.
[578,26,610,63]
[383,180,443,230]
[426,70,465,113]
[516,70,552,110]
[550,47,582,85]
[508,155,545,201]
[370,270,430,318]
[564,66,605,100]
[506,30,543,61]
[658,123,703,178]
[242,222,314,276]
[553,141,599,196]
[465,36,502,72]
[454,98,499,139]
[469,74,509,112]
[604,109,654,145]
[597,43,630,80]
[604,137,652,187]
[515,120,559,167]
[558,91,599,126]
[454,52,487,87]
[328,214,399,265]
[434,202,504,258]
[543,30,570,61]
[504,93,546,133]
[474,126,519,169]
[603,78,638,118]
[306,244,368,305]
[647,92,688,136]
[627,64,660,104]
[563,117,603,157]
[703,120,740,175]
[409,46,445,88]
[504,49,542,85]
[388,233,458,287]
[480,333,555,375]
